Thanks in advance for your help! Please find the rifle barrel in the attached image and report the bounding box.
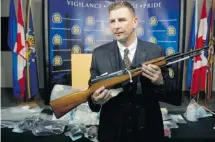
[166,46,209,62]
[166,52,201,66]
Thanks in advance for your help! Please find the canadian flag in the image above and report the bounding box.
[14,0,26,99]
[191,0,208,96]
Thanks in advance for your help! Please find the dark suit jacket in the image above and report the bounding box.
[88,39,178,142]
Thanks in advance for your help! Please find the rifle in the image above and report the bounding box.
[50,46,209,119]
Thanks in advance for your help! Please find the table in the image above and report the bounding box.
[2,113,215,142]
[167,116,215,142]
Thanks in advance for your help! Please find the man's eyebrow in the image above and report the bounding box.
[110,17,126,21]
[118,17,126,20]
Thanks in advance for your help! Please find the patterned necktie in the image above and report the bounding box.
[124,48,131,69]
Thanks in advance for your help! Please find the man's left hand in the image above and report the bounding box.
[141,64,164,85]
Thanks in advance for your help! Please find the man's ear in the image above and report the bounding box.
[133,16,138,28]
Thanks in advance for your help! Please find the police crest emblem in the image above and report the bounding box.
[168,68,174,78]
[72,25,81,35]
[72,45,81,54]
[136,27,144,36]
[86,16,95,25]
[53,55,63,66]
[52,12,62,23]
[166,47,175,56]
[167,26,176,36]
[52,34,62,45]
[149,16,158,26]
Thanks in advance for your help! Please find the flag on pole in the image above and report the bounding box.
[187,0,198,89]
[205,0,214,100]
[205,5,212,46]
[14,0,27,100]
[8,0,21,98]
[190,0,208,96]
[25,0,39,99]
[8,0,17,51]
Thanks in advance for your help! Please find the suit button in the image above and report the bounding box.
[136,105,140,109]
[139,126,144,130]
[127,128,132,133]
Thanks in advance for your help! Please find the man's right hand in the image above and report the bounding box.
[91,86,112,105]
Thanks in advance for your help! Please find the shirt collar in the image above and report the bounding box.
[117,37,138,54]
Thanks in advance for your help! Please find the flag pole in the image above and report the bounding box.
[26,0,32,100]
[205,0,214,105]
[197,91,200,104]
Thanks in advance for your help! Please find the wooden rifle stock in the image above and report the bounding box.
[50,57,166,118]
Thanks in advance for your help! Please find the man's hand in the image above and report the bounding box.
[141,64,164,85]
[91,86,112,105]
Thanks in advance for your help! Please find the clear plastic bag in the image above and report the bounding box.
[72,103,100,126]
[85,126,98,142]
[184,99,198,122]
[66,121,86,136]
[196,106,213,118]
[163,120,179,129]
[162,114,172,121]
[50,84,80,101]
[63,103,99,141]
[1,120,20,129]
[170,114,187,124]
[184,99,213,121]
[64,121,87,141]
[13,113,68,136]
[31,120,66,136]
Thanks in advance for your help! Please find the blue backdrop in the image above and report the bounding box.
[48,0,180,87]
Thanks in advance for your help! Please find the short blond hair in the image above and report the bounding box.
[108,1,135,15]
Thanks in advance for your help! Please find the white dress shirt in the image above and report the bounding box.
[117,37,138,63]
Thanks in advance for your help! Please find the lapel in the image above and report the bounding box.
[135,39,148,65]
[108,40,120,72]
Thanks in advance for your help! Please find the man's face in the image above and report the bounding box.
[109,7,138,42]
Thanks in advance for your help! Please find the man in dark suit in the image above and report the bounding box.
[88,1,177,142]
